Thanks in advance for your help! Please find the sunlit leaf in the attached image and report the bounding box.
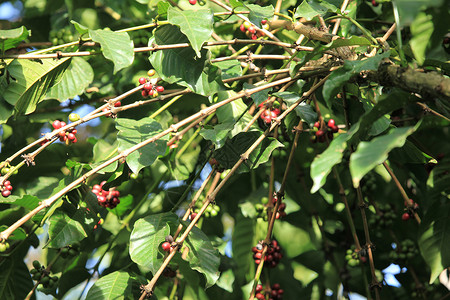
[85,271,131,300]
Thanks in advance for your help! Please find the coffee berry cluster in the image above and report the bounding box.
[0,162,18,177]
[255,283,284,300]
[191,200,221,218]
[139,70,164,98]
[0,240,10,252]
[369,203,396,228]
[389,239,418,264]
[345,248,367,267]
[30,260,58,289]
[52,119,78,144]
[258,99,281,124]
[312,119,339,143]
[60,242,80,258]
[252,240,283,268]
[161,235,174,252]
[402,199,419,221]
[1,180,13,198]
[240,20,269,40]
[92,181,121,209]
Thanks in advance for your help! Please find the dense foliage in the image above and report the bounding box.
[0,0,449,299]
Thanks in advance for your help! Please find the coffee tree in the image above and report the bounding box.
[0,0,449,299]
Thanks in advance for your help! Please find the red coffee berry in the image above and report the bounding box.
[316,130,325,137]
[251,34,257,40]
[189,0,197,4]
[248,26,256,34]
[254,252,262,259]
[138,77,147,85]
[314,121,320,129]
[402,213,410,221]
[272,283,280,290]
[114,101,121,107]
[256,284,263,293]
[143,83,152,91]
[256,293,265,300]
[240,24,246,32]
[162,242,171,252]
[327,119,335,127]
[68,133,76,140]
[60,121,67,128]
[331,125,339,133]
[261,20,267,25]
[141,90,149,97]
[156,86,164,92]
[4,181,11,186]
[190,213,198,221]
[2,190,11,197]
[254,259,261,264]
[52,120,61,129]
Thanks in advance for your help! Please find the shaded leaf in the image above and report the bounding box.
[149,25,224,96]
[89,29,134,73]
[45,57,94,101]
[350,126,417,188]
[214,131,284,173]
[46,209,88,248]
[115,118,167,174]
[243,82,269,106]
[213,60,242,80]
[186,225,221,288]
[322,51,390,107]
[167,7,214,58]
[246,4,274,28]
[85,271,131,300]
[0,195,40,210]
[129,212,178,274]
[275,91,317,125]
[0,26,30,51]
[58,268,90,298]
[418,201,450,283]
[0,57,71,115]
[0,256,35,300]
[200,121,235,148]
[232,214,255,281]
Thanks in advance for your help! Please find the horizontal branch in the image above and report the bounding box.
[368,63,450,101]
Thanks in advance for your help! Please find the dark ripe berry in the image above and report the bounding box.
[271,240,278,248]
[162,242,171,252]
[240,24,246,32]
[52,120,61,129]
[331,125,339,133]
[327,119,335,127]
[314,121,320,129]
[189,0,197,4]
[271,290,278,297]
[143,82,152,91]
[2,190,11,197]
[272,283,280,290]
[402,212,410,221]
[156,86,164,92]
[256,293,265,300]
[265,254,273,262]
[316,130,325,137]
[371,0,378,6]
[278,289,284,295]
[256,284,263,292]
[278,203,286,211]
[261,20,267,25]
[254,252,262,259]
[138,77,147,85]
[190,213,198,221]
[252,246,258,253]
[141,90,149,97]
[114,101,121,107]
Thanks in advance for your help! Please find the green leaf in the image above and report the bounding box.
[310,89,418,193]
[0,26,30,51]
[200,121,235,148]
[213,60,242,81]
[395,0,443,27]
[418,201,450,284]
[157,1,170,15]
[167,7,214,58]
[45,57,94,101]
[58,268,90,299]
[294,0,329,20]
[0,256,35,300]
[85,271,131,300]
[0,98,13,124]
[0,195,40,210]
[214,131,283,173]
[322,51,390,107]
[129,212,178,274]
[349,126,417,188]
[149,25,224,96]
[115,118,168,174]
[216,269,235,293]
[70,20,89,36]
[324,36,372,49]
[243,82,269,106]
[246,4,274,28]
[89,29,134,73]
[310,130,353,193]
[275,91,317,125]
[90,139,118,174]
[232,214,255,281]
[46,209,88,248]
[186,225,221,288]
[0,58,71,115]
